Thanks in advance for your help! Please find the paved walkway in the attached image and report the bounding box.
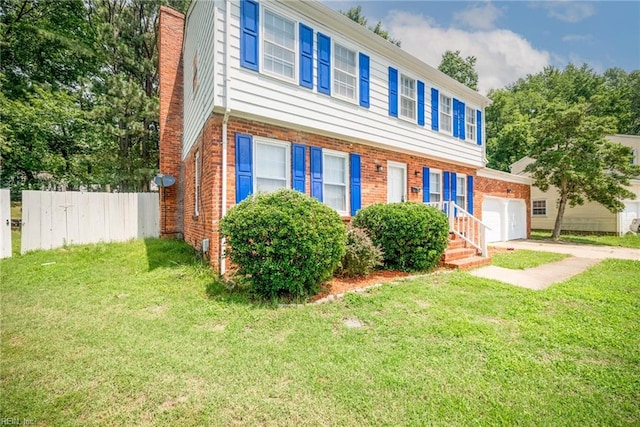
[470,240,640,290]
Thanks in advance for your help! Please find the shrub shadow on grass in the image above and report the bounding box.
[204,276,282,308]
[144,238,205,271]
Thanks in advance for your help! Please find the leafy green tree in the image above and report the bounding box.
[438,50,478,91]
[341,6,401,47]
[526,102,640,239]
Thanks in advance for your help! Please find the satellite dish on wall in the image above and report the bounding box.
[154,174,176,188]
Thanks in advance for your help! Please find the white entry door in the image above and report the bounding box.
[387,161,407,203]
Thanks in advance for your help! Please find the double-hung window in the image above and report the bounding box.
[263,10,296,80]
[333,43,357,101]
[440,94,452,133]
[400,74,416,120]
[532,199,547,216]
[429,170,442,203]
[323,150,349,214]
[254,139,290,193]
[194,151,200,216]
[456,174,466,207]
[466,106,476,142]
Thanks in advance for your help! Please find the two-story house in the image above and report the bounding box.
[158,0,531,273]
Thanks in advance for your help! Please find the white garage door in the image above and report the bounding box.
[482,197,527,243]
[620,201,640,234]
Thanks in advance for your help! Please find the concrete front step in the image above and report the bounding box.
[442,255,492,270]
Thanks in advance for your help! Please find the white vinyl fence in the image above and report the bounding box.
[0,189,11,259]
[21,191,159,254]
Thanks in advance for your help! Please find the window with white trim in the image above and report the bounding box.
[456,174,466,207]
[466,106,476,142]
[263,9,296,80]
[192,51,198,96]
[429,169,442,203]
[333,43,357,101]
[323,150,349,214]
[194,150,200,217]
[440,94,452,133]
[532,199,547,216]
[254,139,291,193]
[632,148,638,165]
[400,74,416,120]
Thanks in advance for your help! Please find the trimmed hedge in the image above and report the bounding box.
[219,189,346,298]
[336,227,383,278]
[352,202,449,271]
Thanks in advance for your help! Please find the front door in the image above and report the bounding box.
[387,161,407,203]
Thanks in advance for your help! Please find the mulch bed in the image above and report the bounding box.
[309,270,412,302]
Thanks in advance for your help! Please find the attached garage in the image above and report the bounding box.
[619,201,640,235]
[482,197,527,243]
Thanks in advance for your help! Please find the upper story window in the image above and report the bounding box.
[440,94,452,133]
[429,169,442,203]
[400,74,416,121]
[263,10,296,80]
[323,150,349,214]
[254,139,291,193]
[456,174,466,207]
[532,199,547,216]
[192,51,199,96]
[465,106,476,142]
[333,43,357,101]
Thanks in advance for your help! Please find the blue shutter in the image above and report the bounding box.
[310,147,323,201]
[452,99,459,138]
[431,88,439,131]
[476,110,483,145]
[292,143,306,193]
[459,101,466,140]
[359,53,370,108]
[422,167,430,203]
[299,24,313,89]
[443,171,450,201]
[350,153,361,216]
[388,67,398,117]
[467,175,474,215]
[317,33,331,95]
[235,133,253,202]
[417,80,425,126]
[240,0,259,71]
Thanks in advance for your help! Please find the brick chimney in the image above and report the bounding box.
[158,6,185,238]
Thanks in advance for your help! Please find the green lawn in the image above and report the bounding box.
[1,239,639,426]
[531,230,640,248]
[492,249,570,270]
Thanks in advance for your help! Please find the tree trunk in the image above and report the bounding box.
[552,192,568,240]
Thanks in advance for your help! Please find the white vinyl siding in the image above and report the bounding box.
[400,74,416,121]
[323,151,349,214]
[429,169,442,203]
[440,94,452,133]
[456,174,466,207]
[532,199,547,216]
[466,106,476,142]
[263,9,296,81]
[333,43,357,101]
[254,139,291,193]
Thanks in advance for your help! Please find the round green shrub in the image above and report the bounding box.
[352,202,449,271]
[219,189,346,298]
[336,227,383,278]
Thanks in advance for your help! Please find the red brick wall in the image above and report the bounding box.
[158,7,185,238]
[475,175,531,237]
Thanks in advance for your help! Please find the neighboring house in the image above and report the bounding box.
[158,0,531,273]
[511,134,640,235]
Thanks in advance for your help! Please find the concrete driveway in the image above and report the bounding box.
[469,239,640,290]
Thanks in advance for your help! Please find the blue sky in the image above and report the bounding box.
[322,1,640,93]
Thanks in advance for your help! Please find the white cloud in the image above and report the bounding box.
[453,2,504,30]
[562,34,592,42]
[383,11,551,93]
[532,1,595,23]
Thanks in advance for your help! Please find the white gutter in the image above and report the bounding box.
[220,0,232,275]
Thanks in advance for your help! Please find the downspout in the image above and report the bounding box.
[220,0,232,275]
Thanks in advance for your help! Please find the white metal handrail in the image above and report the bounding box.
[427,201,490,257]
